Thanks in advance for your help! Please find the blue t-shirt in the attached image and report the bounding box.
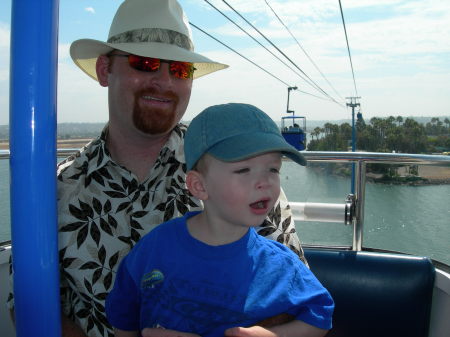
[106,212,333,336]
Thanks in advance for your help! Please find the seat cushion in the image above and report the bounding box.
[304,249,435,337]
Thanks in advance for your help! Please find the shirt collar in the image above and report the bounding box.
[85,123,188,177]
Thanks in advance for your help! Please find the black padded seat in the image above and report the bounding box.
[304,249,435,337]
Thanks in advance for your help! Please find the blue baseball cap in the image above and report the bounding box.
[184,103,307,171]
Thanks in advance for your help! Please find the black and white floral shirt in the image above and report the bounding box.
[8,124,306,337]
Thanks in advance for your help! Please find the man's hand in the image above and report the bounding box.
[61,314,89,337]
[141,328,201,337]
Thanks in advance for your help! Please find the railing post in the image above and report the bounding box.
[9,0,61,336]
[352,160,366,251]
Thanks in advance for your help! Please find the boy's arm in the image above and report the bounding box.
[224,320,328,337]
[114,328,139,337]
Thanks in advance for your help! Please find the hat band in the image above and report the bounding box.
[107,28,194,51]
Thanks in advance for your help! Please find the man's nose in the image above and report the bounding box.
[148,63,173,87]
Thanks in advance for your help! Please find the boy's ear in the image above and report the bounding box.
[186,170,208,201]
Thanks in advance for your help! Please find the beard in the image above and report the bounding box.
[132,88,180,135]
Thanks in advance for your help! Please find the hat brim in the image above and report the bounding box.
[70,38,228,81]
[208,131,307,166]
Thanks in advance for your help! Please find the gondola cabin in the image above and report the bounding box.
[281,115,307,150]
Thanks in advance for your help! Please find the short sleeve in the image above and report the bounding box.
[287,267,334,330]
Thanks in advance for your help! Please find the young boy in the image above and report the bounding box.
[106,103,334,337]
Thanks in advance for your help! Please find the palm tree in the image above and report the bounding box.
[387,116,396,125]
[323,123,333,136]
[312,127,322,140]
[444,118,450,130]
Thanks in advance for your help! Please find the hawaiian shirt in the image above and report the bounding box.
[8,124,306,337]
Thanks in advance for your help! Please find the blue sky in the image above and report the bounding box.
[1,0,449,125]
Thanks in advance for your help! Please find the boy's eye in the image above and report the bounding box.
[270,168,280,174]
[234,168,250,174]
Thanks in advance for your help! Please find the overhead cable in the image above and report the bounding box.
[203,0,308,85]
[221,0,343,106]
[189,22,331,102]
[338,0,359,97]
[264,0,344,101]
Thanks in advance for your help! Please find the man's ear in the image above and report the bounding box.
[96,55,110,87]
[186,170,208,201]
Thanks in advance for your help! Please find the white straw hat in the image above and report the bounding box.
[70,0,228,81]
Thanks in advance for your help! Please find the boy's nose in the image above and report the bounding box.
[255,174,271,189]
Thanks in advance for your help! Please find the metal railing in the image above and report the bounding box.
[1,148,81,159]
[2,148,449,251]
[302,151,450,250]
[3,148,449,164]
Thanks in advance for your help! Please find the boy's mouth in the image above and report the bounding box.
[250,199,269,210]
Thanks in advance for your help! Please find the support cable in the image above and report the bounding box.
[264,0,344,101]
[221,0,343,106]
[203,0,309,87]
[190,22,331,102]
[338,0,359,97]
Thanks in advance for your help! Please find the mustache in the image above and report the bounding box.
[134,87,179,102]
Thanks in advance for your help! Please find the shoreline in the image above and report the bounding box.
[0,138,93,150]
[366,166,450,185]
[309,163,450,186]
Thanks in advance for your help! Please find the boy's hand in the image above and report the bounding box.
[141,328,200,337]
[224,313,294,337]
[224,326,276,337]
[254,313,295,327]
[224,314,327,337]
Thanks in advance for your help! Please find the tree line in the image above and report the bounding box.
[308,116,450,154]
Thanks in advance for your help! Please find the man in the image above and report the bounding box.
[8,1,307,336]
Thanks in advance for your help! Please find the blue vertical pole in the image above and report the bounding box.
[351,107,356,193]
[9,1,61,337]
[347,97,360,194]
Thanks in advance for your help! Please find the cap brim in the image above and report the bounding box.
[208,131,307,166]
[70,38,229,81]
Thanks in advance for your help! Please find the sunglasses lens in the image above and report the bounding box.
[170,61,195,79]
[128,55,160,72]
[125,55,194,79]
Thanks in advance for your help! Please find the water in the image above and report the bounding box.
[1,159,449,265]
[280,161,450,265]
